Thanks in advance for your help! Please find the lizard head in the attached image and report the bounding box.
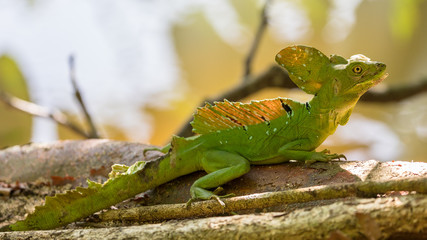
[332,54,388,96]
[275,45,387,99]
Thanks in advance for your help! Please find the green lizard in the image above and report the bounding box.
[5,45,387,231]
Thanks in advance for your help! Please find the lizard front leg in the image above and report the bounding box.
[278,139,346,164]
[188,150,250,207]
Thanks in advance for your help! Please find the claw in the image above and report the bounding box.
[212,187,224,195]
[307,150,347,163]
[210,195,226,208]
[221,193,236,198]
[185,198,195,209]
[321,149,331,154]
[185,192,234,210]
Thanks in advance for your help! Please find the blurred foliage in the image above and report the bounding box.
[300,0,329,30]
[390,0,423,42]
[0,1,426,161]
[0,55,31,148]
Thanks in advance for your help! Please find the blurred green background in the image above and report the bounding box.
[0,0,426,162]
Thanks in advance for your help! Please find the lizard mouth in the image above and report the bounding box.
[378,72,389,81]
[348,68,388,95]
[371,71,388,86]
[361,63,388,86]
[374,62,388,82]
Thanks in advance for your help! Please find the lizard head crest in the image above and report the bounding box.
[275,45,330,95]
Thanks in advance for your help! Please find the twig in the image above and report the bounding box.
[69,55,99,138]
[0,90,90,138]
[242,0,270,80]
[98,177,427,223]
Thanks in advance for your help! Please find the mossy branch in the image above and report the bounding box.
[1,195,426,239]
[98,177,426,223]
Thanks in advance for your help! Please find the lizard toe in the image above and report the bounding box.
[185,198,196,209]
[210,195,226,209]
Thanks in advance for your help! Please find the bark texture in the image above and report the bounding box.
[0,195,425,240]
[0,140,426,239]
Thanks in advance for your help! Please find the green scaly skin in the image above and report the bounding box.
[4,45,387,231]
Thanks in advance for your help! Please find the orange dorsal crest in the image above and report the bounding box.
[191,98,294,135]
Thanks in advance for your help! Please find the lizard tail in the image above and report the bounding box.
[5,153,196,231]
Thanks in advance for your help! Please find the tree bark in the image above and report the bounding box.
[0,140,426,239]
[0,140,162,183]
[1,195,425,240]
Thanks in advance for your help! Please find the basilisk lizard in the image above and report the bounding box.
[5,45,387,231]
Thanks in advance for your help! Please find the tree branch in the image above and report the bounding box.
[1,195,426,239]
[97,177,426,223]
[69,55,100,138]
[0,56,101,140]
[242,0,270,80]
[0,90,89,138]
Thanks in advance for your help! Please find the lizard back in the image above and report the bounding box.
[191,98,298,135]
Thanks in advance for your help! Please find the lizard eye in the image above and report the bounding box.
[352,65,363,74]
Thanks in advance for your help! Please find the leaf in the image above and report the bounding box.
[0,55,30,100]
[0,55,32,148]
[389,0,420,42]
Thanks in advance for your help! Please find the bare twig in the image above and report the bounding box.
[98,177,427,223]
[242,0,271,80]
[0,56,100,139]
[69,55,99,138]
[0,90,89,138]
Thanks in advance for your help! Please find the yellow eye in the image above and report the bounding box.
[352,65,363,74]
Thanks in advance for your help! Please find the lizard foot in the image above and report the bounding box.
[185,194,235,209]
[212,187,235,200]
[210,195,226,208]
[185,198,195,209]
[185,187,235,209]
[305,149,347,164]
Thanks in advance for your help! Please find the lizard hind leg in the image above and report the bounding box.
[188,150,250,207]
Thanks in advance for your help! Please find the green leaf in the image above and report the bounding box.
[0,55,31,148]
[389,0,421,42]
